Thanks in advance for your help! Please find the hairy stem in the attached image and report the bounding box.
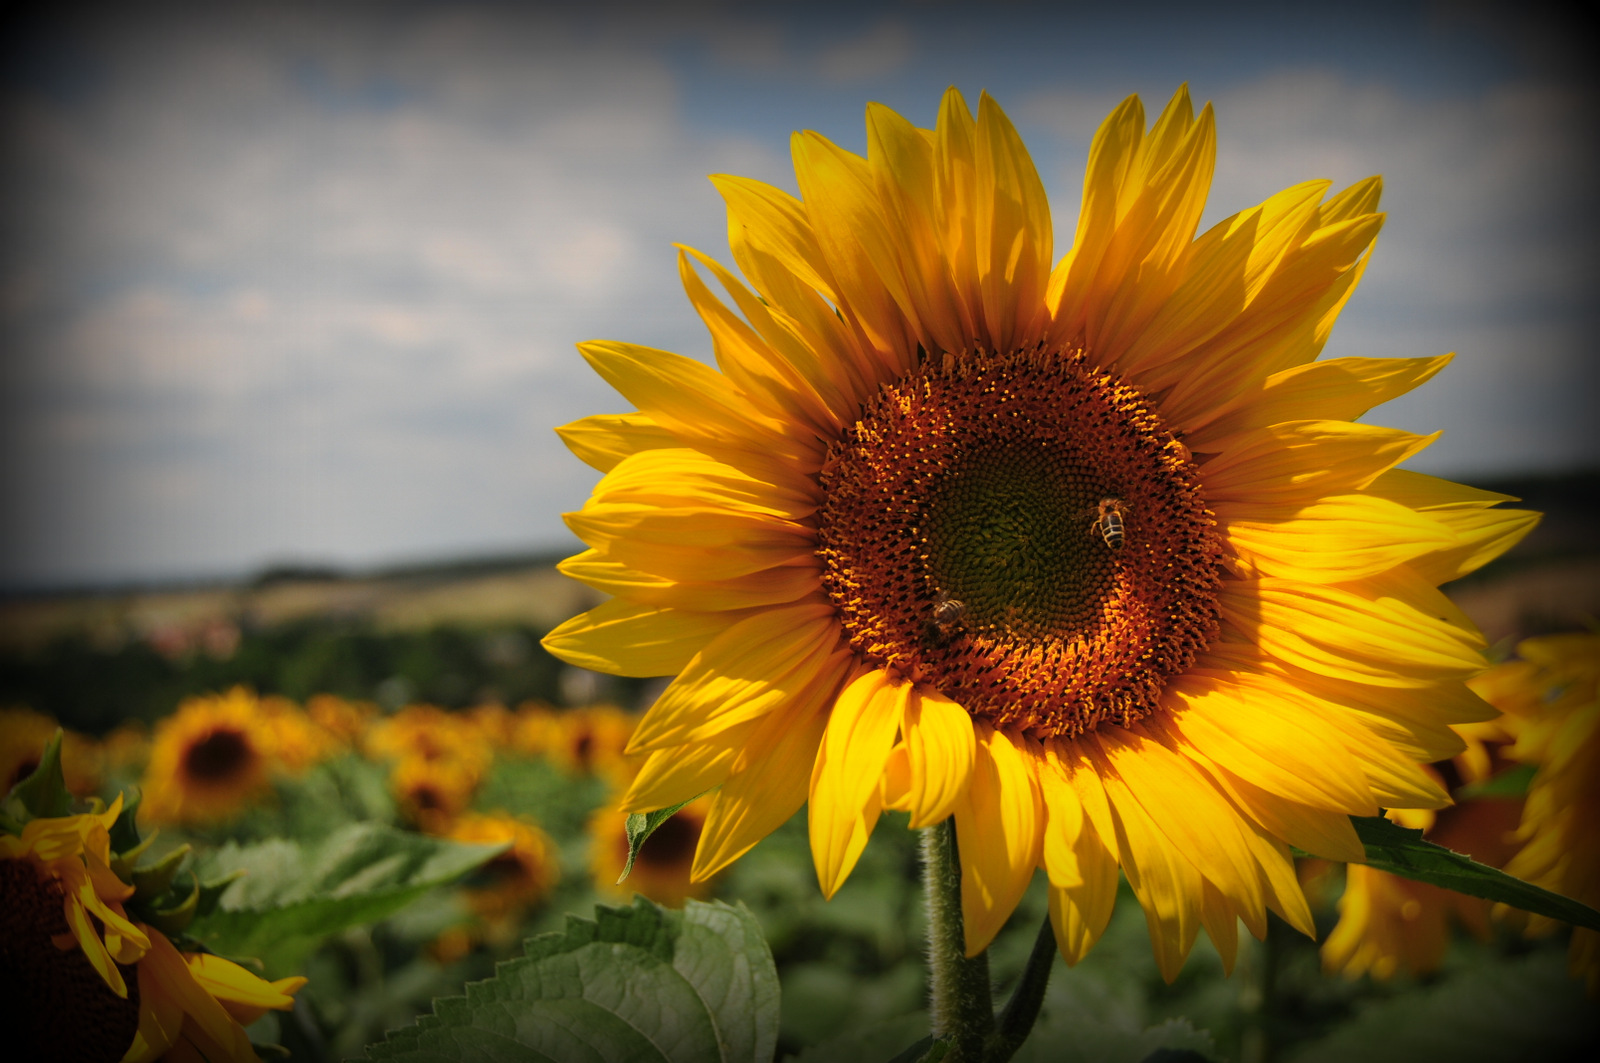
[921,819,994,1061]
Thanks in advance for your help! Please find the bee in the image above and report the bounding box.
[1086,496,1128,550]
[927,590,967,643]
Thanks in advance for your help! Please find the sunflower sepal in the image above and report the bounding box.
[140,869,202,935]
[619,791,708,884]
[129,841,192,898]
[1350,814,1600,930]
[3,727,71,826]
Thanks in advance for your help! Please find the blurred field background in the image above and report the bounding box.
[1,469,1595,1062]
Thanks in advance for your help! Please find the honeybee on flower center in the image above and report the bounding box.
[926,590,967,643]
[1085,496,1129,550]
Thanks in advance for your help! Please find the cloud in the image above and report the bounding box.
[0,2,781,585]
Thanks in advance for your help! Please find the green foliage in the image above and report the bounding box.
[363,897,780,1063]
[1289,950,1599,1062]
[1352,815,1600,929]
[189,822,507,975]
[3,728,70,823]
[1453,763,1536,799]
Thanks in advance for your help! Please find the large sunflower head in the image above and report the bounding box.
[543,87,1540,978]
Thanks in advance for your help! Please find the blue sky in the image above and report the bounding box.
[1,0,1594,588]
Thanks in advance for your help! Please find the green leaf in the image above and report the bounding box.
[1453,763,1536,800]
[619,794,703,884]
[188,822,506,975]
[364,896,780,1063]
[5,729,71,821]
[1352,815,1600,930]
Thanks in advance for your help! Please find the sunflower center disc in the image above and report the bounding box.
[816,348,1222,737]
[182,727,252,781]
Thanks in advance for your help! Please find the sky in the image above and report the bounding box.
[1,0,1595,589]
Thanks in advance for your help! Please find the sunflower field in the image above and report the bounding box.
[5,85,1600,1063]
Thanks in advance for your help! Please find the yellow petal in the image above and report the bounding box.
[680,244,858,426]
[691,657,843,880]
[124,956,187,1063]
[1097,755,1204,983]
[555,412,679,473]
[1214,493,1458,581]
[678,248,844,440]
[1401,505,1542,585]
[792,130,917,376]
[1162,672,1379,814]
[620,725,754,815]
[973,92,1052,353]
[955,724,1043,955]
[541,598,749,678]
[1200,879,1240,975]
[1093,725,1265,926]
[564,503,813,583]
[901,686,976,828]
[557,549,820,612]
[1220,576,1486,687]
[628,601,841,752]
[709,173,838,303]
[1200,765,1367,863]
[1186,354,1453,445]
[1200,420,1436,504]
[809,669,905,898]
[138,930,251,1063]
[577,340,819,481]
[592,447,817,519]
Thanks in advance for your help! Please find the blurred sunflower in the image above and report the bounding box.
[365,703,493,779]
[0,796,306,1063]
[305,693,377,746]
[446,811,561,927]
[589,795,714,908]
[1488,633,1600,993]
[542,86,1537,977]
[1321,715,1524,979]
[1,706,102,796]
[140,689,277,826]
[389,754,482,834]
[510,701,561,759]
[256,695,342,775]
[544,704,637,781]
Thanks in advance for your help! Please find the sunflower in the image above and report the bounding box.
[140,689,277,826]
[364,703,493,779]
[305,693,377,746]
[543,704,637,781]
[1321,716,1524,979]
[446,811,561,928]
[542,86,1538,977]
[589,794,714,908]
[1486,633,1600,993]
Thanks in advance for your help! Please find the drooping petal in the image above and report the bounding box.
[691,651,849,880]
[900,686,976,828]
[955,724,1043,955]
[809,669,906,898]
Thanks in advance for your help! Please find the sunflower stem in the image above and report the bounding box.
[921,819,993,1061]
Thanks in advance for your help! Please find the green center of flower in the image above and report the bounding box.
[815,348,1222,737]
[922,442,1114,640]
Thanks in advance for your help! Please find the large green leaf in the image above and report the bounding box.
[364,897,780,1063]
[188,822,506,975]
[1351,816,1600,930]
